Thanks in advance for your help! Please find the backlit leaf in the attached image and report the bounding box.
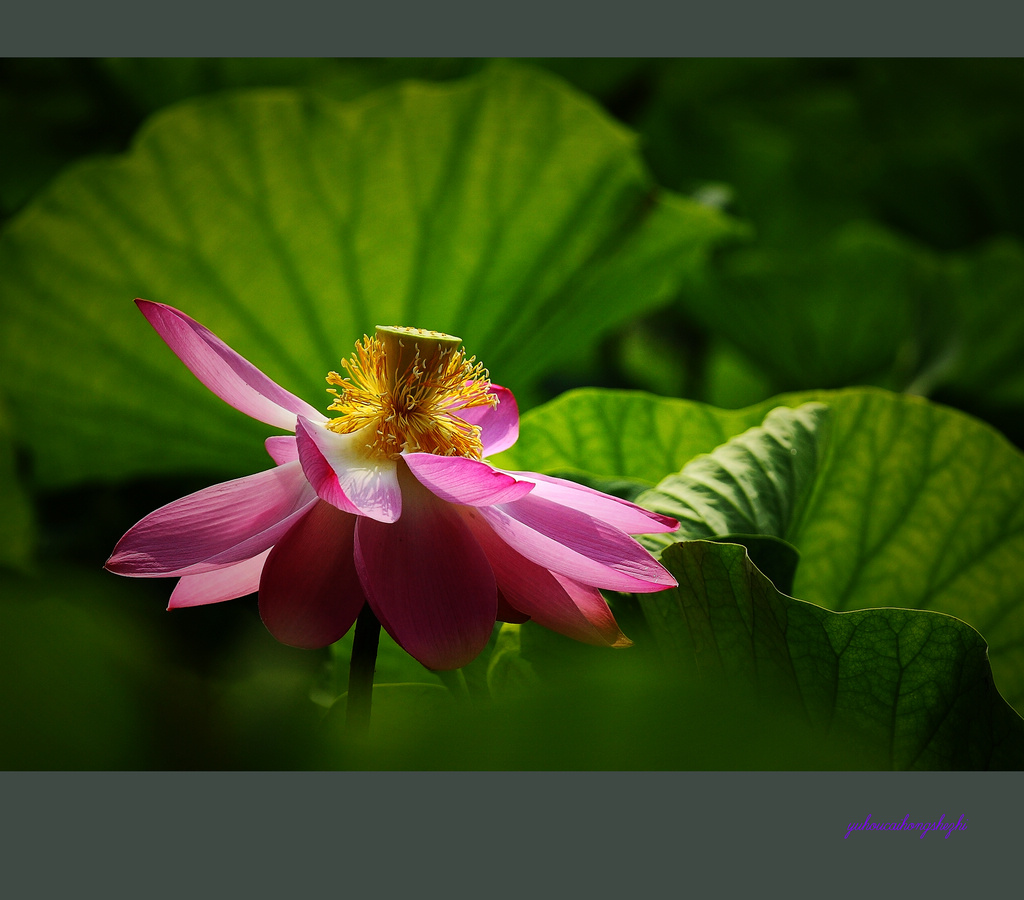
[0,63,737,487]
[641,541,1024,770]
[499,387,1024,713]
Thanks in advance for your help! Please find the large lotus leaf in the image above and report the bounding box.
[640,541,1024,770]
[0,62,737,487]
[676,227,1024,410]
[938,237,1024,409]
[679,221,953,393]
[635,60,1024,406]
[635,402,828,552]
[853,60,1024,249]
[494,387,1024,712]
[615,230,1024,422]
[493,388,759,484]
[636,60,885,251]
[639,60,1024,248]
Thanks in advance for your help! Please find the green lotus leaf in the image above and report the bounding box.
[493,388,758,484]
[0,62,738,487]
[497,387,1024,713]
[635,402,829,552]
[640,541,1024,770]
[679,222,951,393]
[939,237,1024,409]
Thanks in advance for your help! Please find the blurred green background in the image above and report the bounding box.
[2,58,1023,769]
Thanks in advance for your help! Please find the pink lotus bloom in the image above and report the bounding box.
[106,301,679,670]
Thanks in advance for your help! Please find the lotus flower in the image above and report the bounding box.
[106,301,679,670]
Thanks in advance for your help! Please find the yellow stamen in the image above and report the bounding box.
[325,326,498,460]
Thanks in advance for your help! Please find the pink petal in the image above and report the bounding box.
[463,510,628,646]
[459,384,519,456]
[295,417,401,523]
[508,471,678,534]
[258,501,367,649]
[136,300,324,431]
[403,453,533,506]
[474,495,677,593]
[549,573,631,646]
[266,435,299,465]
[354,465,497,670]
[168,550,271,608]
[105,460,317,576]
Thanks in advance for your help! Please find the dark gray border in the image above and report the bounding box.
[4,1,1024,56]
[2,772,1016,896]
[5,0,1022,893]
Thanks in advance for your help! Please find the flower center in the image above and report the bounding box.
[325,326,498,460]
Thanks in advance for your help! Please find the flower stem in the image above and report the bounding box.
[347,603,381,737]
